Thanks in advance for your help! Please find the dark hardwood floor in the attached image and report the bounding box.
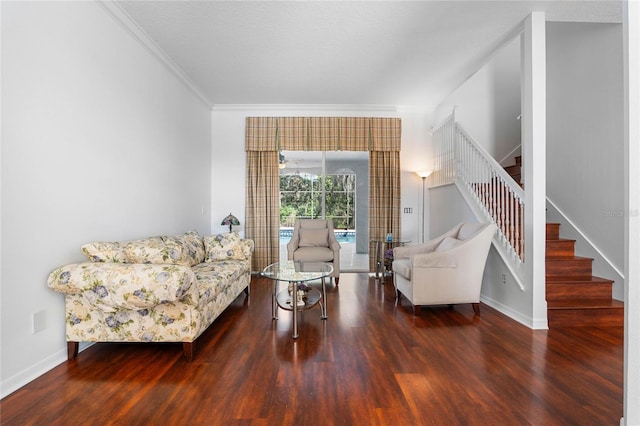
[1,273,623,425]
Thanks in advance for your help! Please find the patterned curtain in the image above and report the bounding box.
[245,119,279,271]
[246,116,401,272]
[368,150,401,271]
[368,118,402,271]
[245,151,280,271]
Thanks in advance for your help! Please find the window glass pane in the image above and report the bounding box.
[279,150,369,271]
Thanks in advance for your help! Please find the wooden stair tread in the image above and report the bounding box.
[546,276,613,285]
[546,255,593,260]
[548,238,576,243]
[547,299,624,309]
[502,157,522,185]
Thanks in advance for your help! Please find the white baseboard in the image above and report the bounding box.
[481,294,549,330]
[0,342,94,399]
[1,349,66,399]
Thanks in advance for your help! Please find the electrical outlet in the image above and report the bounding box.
[33,310,46,333]
[501,273,506,284]
[403,207,413,214]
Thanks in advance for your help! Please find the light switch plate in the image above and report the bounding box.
[33,310,46,333]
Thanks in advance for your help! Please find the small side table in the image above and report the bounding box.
[370,239,410,282]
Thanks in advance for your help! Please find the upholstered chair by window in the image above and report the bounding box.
[287,219,341,285]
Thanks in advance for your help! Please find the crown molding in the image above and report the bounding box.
[96,1,213,110]
[212,104,400,113]
[396,105,436,114]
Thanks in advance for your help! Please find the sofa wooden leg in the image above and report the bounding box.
[67,341,79,361]
[472,303,480,315]
[183,342,194,362]
[244,285,250,297]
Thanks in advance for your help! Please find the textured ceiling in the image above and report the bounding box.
[117,1,622,108]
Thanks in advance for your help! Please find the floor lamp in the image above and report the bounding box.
[415,170,433,243]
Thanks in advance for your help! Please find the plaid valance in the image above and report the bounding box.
[246,117,401,152]
[245,117,278,151]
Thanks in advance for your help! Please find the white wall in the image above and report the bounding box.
[433,35,521,164]
[546,22,625,301]
[1,2,212,396]
[430,24,549,328]
[428,184,476,237]
[210,106,431,244]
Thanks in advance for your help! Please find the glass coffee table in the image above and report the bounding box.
[261,260,333,339]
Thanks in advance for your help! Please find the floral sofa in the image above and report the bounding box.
[47,231,253,361]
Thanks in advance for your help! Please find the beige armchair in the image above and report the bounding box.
[287,219,341,284]
[392,222,496,314]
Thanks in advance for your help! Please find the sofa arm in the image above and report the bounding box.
[47,262,196,310]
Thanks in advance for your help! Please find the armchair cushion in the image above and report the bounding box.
[457,222,485,240]
[392,258,412,280]
[299,228,329,247]
[292,246,334,262]
[394,240,439,259]
[434,237,464,252]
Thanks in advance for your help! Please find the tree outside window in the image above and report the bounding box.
[280,173,355,229]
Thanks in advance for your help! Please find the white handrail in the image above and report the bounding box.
[455,124,525,263]
[430,114,525,267]
[430,115,456,188]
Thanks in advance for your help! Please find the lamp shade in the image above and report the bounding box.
[221,213,240,232]
[416,170,433,179]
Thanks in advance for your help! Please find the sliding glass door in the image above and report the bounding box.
[278,151,369,271]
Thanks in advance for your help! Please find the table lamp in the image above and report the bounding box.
[221,213,240,232]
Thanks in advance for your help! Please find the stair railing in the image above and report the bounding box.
[430,113,525,288]
[430,115,457,188]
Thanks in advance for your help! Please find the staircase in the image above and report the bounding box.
[503,154,522,185]
[545,223,623,327]
[502,156,623,327]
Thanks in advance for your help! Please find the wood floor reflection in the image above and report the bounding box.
[1,273,623,425]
